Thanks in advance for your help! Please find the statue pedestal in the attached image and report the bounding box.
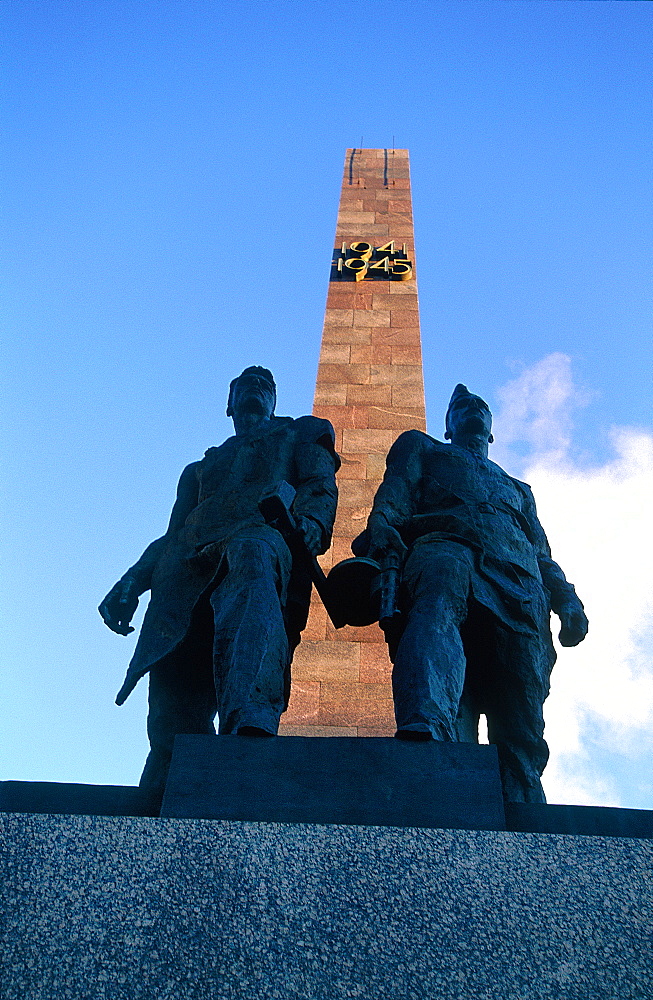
[3,738,653,998]
[3,809,652,999]
[160,734,506,830]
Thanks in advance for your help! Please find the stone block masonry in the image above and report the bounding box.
[280,149,426,736]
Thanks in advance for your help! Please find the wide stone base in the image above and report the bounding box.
[3,733,653,837]
[2,812,652,999]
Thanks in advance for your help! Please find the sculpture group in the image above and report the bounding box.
[100,368,588,801]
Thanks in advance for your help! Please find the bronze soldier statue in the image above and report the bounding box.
[354,384,588,802]
[100,367,339,792]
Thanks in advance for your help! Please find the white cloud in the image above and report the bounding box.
[492,352,577,465]
[492,354,653,808]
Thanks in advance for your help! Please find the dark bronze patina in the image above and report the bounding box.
[100,367,339,792]
[352,384,588,803]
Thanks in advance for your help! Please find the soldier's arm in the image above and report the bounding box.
[359,430,425,561]
[125,462,200,590]
[292,418,340,556]
[370,430,424,528]
[522,486,588,647]
[99,462,200,634]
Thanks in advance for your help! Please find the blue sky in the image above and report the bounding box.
[2,1,651,805]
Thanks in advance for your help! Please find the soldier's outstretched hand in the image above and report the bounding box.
[557,599,589,647]
[99,576,140,635]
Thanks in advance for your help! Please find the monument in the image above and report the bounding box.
[1,150,651,1000]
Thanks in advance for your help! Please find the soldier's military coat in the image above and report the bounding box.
[115,415,339,705]
[368,429,578,636]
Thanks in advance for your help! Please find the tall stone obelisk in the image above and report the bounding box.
[280,148,426,736]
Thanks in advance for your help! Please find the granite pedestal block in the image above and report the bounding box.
[160,734,506,830]
[3,812,652,1000]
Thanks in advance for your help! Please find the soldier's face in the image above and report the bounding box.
[231,374,276,418]
[447,394,493,440]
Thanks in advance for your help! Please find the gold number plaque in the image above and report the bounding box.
[331,238,412,282]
